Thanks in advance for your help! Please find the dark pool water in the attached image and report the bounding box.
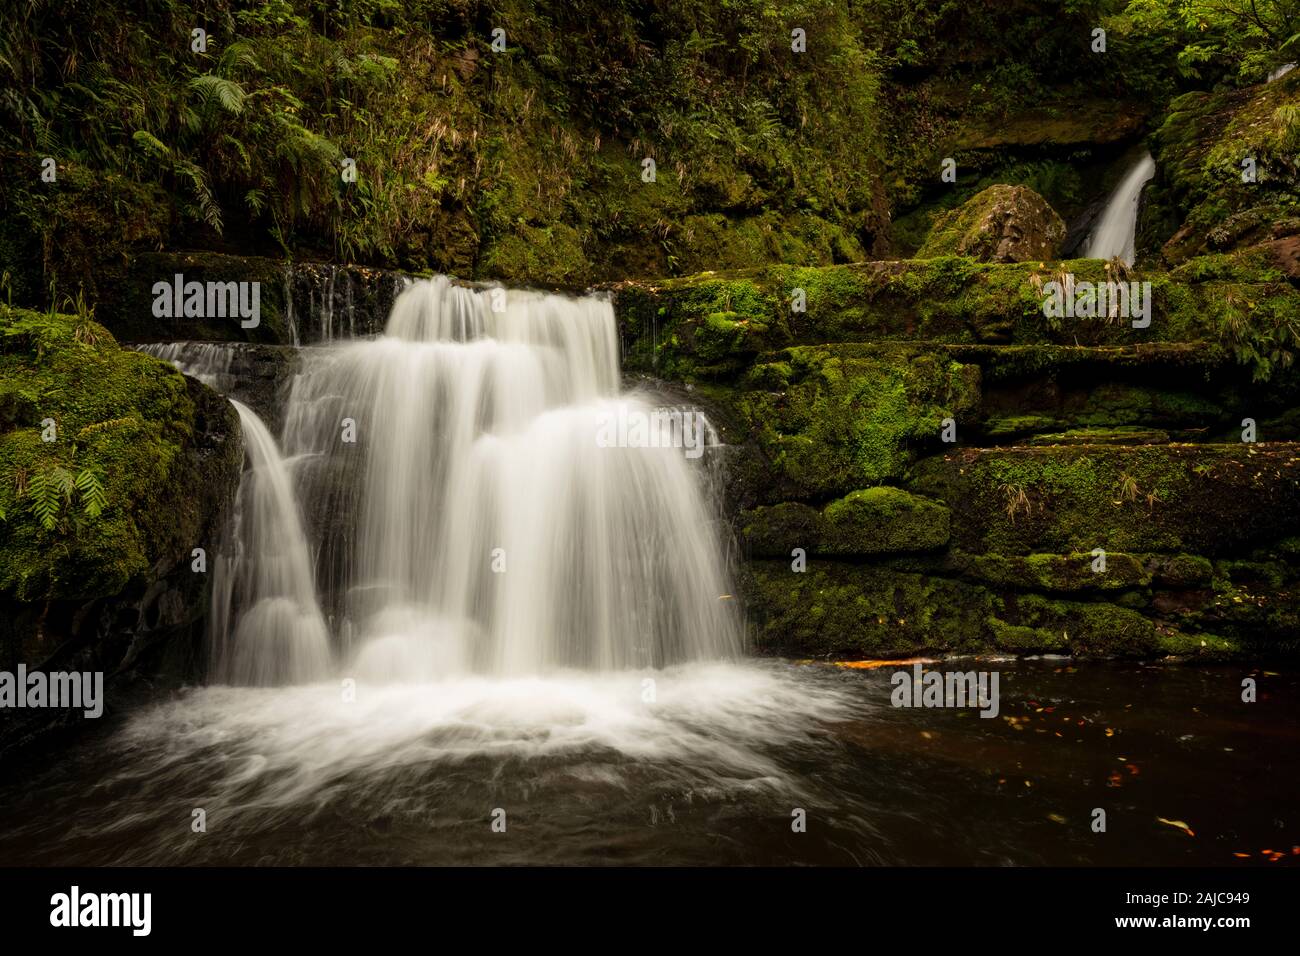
[0,659,1294,866]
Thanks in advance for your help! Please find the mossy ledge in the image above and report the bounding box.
[611,249,1300,383]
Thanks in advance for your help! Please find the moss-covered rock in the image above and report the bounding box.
[917,185,1065,263]
[909,444,1300,556]
[1144,74,1300,266]
[615,254,1300,383]
[743,560,997,659]
[991,595,1159,657]
[703,344,980,503]
[742,487,949,557]
[0,305,240,605]
[951,550,1151,592]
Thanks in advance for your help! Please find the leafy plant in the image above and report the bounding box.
[18,463,107,530]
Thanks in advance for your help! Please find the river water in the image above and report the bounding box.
[0,659,1293,866]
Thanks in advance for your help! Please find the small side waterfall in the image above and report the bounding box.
[140,343,331,685]
[1084,151,1155,265]
[210,401,332,685]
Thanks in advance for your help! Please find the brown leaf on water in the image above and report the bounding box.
[834,657,938,670]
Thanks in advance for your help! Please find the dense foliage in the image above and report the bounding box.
[2,0,1246,296]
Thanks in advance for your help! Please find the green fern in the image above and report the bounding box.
[132,131,223,233]
[27,466,74,531]
[74,469,107,518]
[189,74,247,115]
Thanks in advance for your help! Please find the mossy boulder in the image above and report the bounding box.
[742,487,949,557]
[702,344,981,503]
[743,561,997,659]
[0,302,243,756]
[0,304,241,655]
[917,185,1065,263]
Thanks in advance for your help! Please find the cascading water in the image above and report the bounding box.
[209,400,333,686]
[275,276,742,680]
[1083,151,1155,265]
[140,343,332,686]
[53,279,851,866]
[145,282,741,683]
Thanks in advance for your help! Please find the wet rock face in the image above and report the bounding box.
[95,251,411,346]
[918,185,1066,263]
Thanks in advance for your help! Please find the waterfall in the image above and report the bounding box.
[140,341,238,392]
[210,400,333,685]
[281,276,741,679]
[140,343,332,685]
[152,276,742,684]
[1084,151,1155,265]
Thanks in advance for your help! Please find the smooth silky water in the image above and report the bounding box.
[1084,151,1156,265]
[0,281,1294,865]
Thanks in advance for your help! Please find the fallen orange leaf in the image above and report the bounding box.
[834,657,939,670]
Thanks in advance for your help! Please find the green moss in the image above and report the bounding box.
[742,486,949,557]
[740,502,822,557]
[1011,595,1159,657]
[955,551,1150,592]
[743,560,997,659]
[821,487,950,554]
[910,444,1300,556]
[0,304,233,601]
[476,223,591,288]
[1146,79,1300,265]
[987,617,1067,653]
[1153,629,1243,660]
[916,185,1064,262]
[731,344,980,499]
[616,257,1300,383]
[1149,553,1215,588]
[1026,427,1170,446]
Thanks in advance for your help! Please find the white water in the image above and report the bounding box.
[126,277,774,835]
[141,341,238,392]
[282,277,741,678]
[1084,151,1155,265]
[209,400,333,685]
[152,277,742,684]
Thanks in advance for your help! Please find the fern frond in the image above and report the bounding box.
[189,74,247,115]
[132,128,172,160]
[27,466,72,530]
[76,416,138,440]
[74,468,107,518]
